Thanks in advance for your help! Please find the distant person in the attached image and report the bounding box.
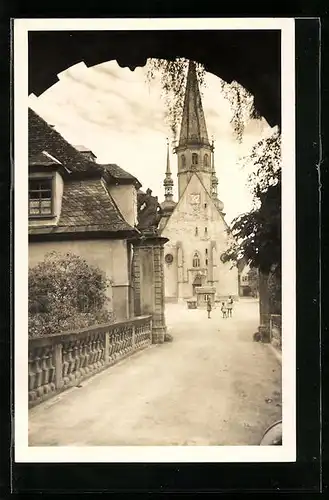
[206,297,212,319]
[227,295,234,318]
[221,301,227,319]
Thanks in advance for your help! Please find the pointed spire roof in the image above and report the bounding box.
[178,61,210,147]
[162,139,176,213]
[165,139,172,178]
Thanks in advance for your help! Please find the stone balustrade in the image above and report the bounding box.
[28,315,152,408]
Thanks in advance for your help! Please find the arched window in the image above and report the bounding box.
[192,252,200,268]
[181,154,186,167]
[195,227,198,236]
[204,154,209,166]
[192,153,198,165]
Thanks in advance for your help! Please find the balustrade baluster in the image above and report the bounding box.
[73,341,81,381]
[48,348,56,393]
[41,348,50,394]
[85,341,91,373]
[28,351,37,401]
[80,341,88,375]
[67,343,76,382]
[35,349,44,398]
[62,345,70,385]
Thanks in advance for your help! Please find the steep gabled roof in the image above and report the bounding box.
[29,179,137,236]
[160,172,230,234]
[178,61,210,147]
[29,108,102,176]
[101,163,141,188]
[28,109,140,238]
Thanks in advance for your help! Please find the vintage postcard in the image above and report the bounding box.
[14,18,296,463]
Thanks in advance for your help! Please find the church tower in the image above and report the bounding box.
[174,61,214,198]
[160,59,238,302]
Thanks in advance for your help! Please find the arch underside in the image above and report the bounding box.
[28,30,281,128]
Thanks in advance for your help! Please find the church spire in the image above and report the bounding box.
[163,138,174,201]
[178,60,210,147]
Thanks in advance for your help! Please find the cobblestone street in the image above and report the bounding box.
[29,298,281,446]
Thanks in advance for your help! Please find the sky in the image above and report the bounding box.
[28,59,276,225]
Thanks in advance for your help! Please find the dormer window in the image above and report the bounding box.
[29,177,53,217]
[192,153,198,165]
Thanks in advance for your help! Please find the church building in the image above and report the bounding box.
[159,61,239,302]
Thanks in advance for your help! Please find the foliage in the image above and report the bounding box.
[146,57,258,143]
[146,57,205,139]
[29,251,114,337]
[247,266,259,297]
[221,131,281,274]
[220,80,259,142]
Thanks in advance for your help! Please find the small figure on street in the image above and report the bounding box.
[206,297,212,319]
[221,301,228,319]
[227,295,234,318]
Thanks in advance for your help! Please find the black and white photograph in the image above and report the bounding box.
[14,18,296,463]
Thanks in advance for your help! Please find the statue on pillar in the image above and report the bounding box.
[137,188,163,234]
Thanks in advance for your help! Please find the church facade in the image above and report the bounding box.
[159,61,239,302]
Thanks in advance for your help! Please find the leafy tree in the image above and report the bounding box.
[222,131,281,276]
[29,251,114,337]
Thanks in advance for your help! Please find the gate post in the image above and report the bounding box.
[131,234,169,344]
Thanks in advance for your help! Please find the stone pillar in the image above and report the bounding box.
[132,235,169,344]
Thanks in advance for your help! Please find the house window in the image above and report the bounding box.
[192,153,198,165]
[204,154,209,166]
[29,178,53,217]
[192,252,200,268]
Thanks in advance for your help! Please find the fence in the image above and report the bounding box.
[269,314,282,350]
[28,315,152,408]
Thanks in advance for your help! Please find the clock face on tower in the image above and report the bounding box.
[189,193,200,205]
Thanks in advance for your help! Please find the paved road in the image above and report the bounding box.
[29,298,281,446]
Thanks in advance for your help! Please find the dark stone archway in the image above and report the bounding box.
[28,30,281,128]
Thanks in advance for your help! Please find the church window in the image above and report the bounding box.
[204,154,209,166]
[192,252,200,268]
[29,177,53,217]
[204,203,207,208]
[192,153,198,165]
[205,248,208,255]
[205,227,208,235]
[195,227,198,236]
[181,154,186,167]
[205,259,208,265]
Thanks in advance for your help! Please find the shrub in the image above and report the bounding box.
[29,251,114,337]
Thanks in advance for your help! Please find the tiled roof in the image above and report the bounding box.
[74,145,95,153]
[29,108,102,175]
[29,109,142,188]
[29,151,62,167]
[102,163,141,187]
[29,179,136,236]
